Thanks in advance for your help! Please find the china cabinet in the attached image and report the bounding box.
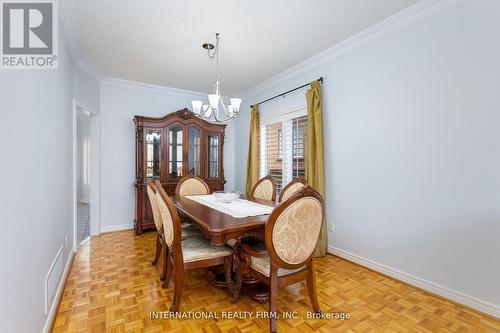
[134,108,226,234]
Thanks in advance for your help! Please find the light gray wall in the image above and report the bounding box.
[0,36,74,332]
[234,0,500,310]
[99,82,235,231]
[73,66,100,112]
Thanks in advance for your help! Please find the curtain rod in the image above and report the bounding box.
[250,77,323,108]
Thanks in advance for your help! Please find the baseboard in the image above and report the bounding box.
[328,246,500,319]
[42,249,75,333]
[100,223,134,233]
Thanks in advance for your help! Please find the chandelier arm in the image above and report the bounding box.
[212,107,220,122]
[192,32,241,123]
[219,98,232,117]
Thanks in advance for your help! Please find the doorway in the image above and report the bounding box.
[77,109,91,245]
[73,101,100,249]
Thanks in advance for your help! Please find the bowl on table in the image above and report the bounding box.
[213,191,240,203]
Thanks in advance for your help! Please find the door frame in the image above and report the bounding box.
[72,99,100,251]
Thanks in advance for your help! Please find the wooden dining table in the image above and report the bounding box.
[171,194,276,302]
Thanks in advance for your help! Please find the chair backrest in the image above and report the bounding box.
[146,180,163,231]
[251,175,276,201]
[175,176,210,196]
[155,183,182,249]
[265,186,324,269]
[279,177,308,203]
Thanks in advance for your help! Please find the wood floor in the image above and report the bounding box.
[53,230,499,332]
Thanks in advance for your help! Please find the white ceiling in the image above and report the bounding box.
[76,0,420,95]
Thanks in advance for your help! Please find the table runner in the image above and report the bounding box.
[185,195,274,218]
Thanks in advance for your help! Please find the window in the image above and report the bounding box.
[82,137,91,185]
[260,110,308,196]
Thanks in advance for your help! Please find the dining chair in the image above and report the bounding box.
[233,186,324,333]
[155,183,234,312]
[175,176,210,196]
[278,177,308,203]
[147,180,201,281]
[250,175,277,202]
[146,180,165,267]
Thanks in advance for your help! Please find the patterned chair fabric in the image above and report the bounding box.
[250,256,304,277]
[181,236,232,263]
[146,185,163,231]
[252,178,274,201]
[280,182,306,203]
[155,191,175,247]
[177,177,210,196]
[181,223,202,240]
[272,196,323,265]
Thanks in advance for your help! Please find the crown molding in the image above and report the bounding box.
[60,0,465,96]
[60,0,104,83]
[101,77,208,98]
[238,0,465,99]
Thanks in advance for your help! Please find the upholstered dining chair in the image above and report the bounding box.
[250,175,277,202]
[233,186,324,333]
[278,177,308,203]
[147,180,201,281]
[175,176,210,196]
[155,183,234,312]
[175,176,212,225]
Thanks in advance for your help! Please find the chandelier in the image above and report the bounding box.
[191,33,241,122]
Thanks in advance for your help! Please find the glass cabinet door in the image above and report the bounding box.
[187,126,201,176]
[207,133,220,178]
[145,130,161,179]
[168,125,183,179]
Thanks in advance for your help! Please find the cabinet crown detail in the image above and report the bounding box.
[134,108,226,234]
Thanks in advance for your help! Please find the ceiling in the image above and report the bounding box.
[76,0,420,95]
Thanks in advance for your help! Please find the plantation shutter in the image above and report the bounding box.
[260,111,308,197]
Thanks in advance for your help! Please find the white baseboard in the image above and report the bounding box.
[42,249,75,333]
[328,246,499,319]
[100,223,134,233]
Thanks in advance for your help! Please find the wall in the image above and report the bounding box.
[234,0,500,316]
[0,36,75,332]
[99,81,235,232]
[73,66,100,112]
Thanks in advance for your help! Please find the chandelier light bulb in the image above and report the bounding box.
[230,98,241,112]
[191,100,202,114]
[208,94,220,110]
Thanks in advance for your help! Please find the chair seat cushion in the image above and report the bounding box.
[182,236,232,263]
[250,255,305,277]
[181,223,201,240]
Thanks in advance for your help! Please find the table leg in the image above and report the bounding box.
[211,242,269,303]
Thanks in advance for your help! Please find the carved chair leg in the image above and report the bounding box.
[169,265,184,313]
[164,256,174,288]
[152,232,162,266]
[160,245,169,281]
[306,260,320,313]
[269,269,278,333]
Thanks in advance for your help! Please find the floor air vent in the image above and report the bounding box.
[45,246,64,314]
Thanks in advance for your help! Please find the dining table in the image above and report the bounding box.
[171,194,276,303]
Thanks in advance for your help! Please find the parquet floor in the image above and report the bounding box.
[53,230,500,332]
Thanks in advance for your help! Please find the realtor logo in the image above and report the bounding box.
[1,0,58,69]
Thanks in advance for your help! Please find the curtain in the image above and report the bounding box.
[306,80,326,257]
[246,105,260,196]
